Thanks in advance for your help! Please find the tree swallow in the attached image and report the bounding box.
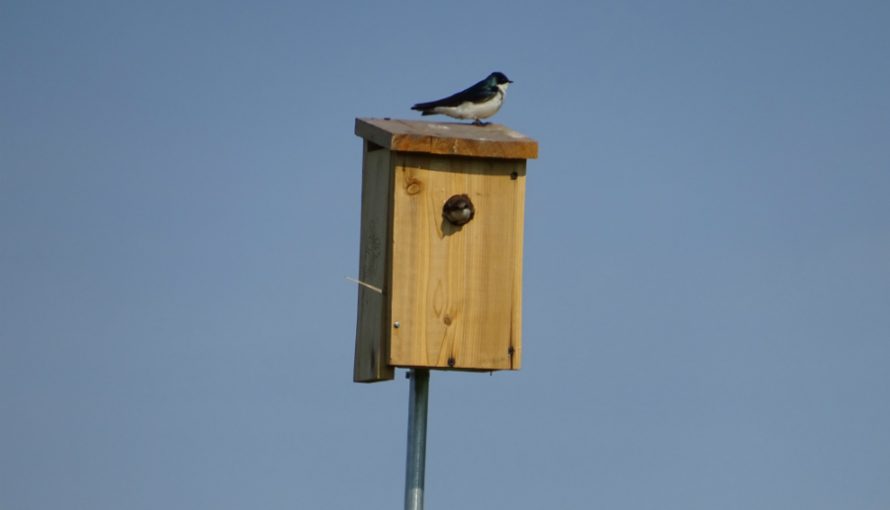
[442,194,475,226]
[411,72,513,125]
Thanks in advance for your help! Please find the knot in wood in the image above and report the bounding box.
[404,177,423,195]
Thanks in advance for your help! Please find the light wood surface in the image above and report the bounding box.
[388,153,525,370]
[355,118,538,160]
[353,119,535,380]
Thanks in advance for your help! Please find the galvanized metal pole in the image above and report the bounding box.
[404,369,430,510]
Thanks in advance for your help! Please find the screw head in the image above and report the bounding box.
[393,321,400,329]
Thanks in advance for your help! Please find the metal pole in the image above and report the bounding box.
[404,369,430,510]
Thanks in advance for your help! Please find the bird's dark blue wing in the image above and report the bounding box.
[411,78,497,110]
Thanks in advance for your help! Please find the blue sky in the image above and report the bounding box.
[2,1,889,508]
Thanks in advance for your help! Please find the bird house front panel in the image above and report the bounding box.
[388,153,525,371]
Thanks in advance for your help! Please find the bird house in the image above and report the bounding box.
[353,118,538,382]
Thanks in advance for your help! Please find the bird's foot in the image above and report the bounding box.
[471,119,490,126]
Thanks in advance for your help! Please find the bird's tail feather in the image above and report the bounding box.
[412,101,439,111]
[411,103,436,115]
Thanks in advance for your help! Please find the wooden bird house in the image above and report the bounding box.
[353,118,538,382]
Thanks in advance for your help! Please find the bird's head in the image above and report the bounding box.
[489,72,513,85]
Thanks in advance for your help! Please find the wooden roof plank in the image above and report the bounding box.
[355,118,538,160]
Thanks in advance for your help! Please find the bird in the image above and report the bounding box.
[411,72,513,125]
[442,194,475,226]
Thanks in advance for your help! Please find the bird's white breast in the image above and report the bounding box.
[433,82,509,120]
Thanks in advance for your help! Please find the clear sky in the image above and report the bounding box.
[2,1,889,508]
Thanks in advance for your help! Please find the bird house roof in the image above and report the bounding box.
[355,118,538,160]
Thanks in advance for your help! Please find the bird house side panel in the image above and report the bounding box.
[388,153,525,371]
[354,144,396,382]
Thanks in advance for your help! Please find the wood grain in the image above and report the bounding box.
[387,153,525,371]
[353,142,395,382]
[356,118,538,160]
[353,119,534,379]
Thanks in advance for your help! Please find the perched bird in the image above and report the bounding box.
[411,72,513,125]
